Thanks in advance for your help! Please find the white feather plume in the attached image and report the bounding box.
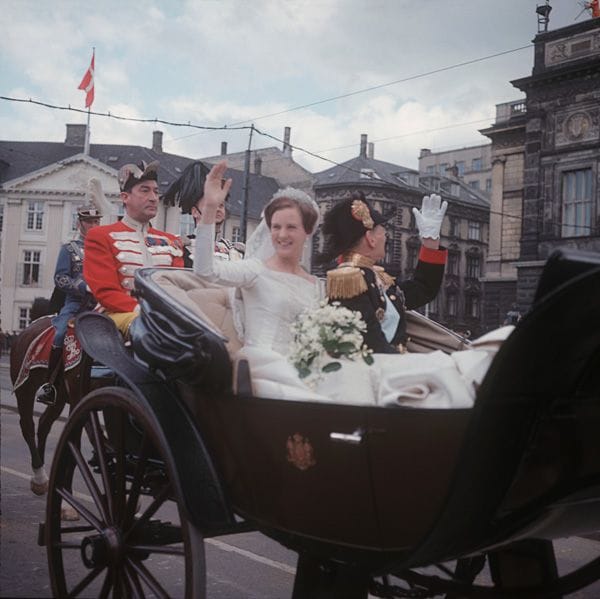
[87,178,113,221]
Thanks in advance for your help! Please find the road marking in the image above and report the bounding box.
[1,465,31,481]
[2,464,295,575]
[206,538,296,575]
[1,465,92,502]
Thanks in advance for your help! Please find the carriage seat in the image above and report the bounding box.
[147,269,242,355]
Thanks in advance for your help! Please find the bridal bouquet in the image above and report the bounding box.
[289,301,374,380]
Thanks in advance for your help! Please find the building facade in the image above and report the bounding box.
[418,144,492,196]
[481,17,600,326]
[479,99,528,329]
[314,134,490,337]
[0,125,279,332]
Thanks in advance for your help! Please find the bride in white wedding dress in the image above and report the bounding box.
[194,161,509,408]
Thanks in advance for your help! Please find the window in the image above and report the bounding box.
[562,168,593,237]
[71,206,79,232]
[0,202,4,231]
[179,213,195,237]
[471,158,482,172]
[26,201,44,231]
[360,168,380,180]
[409,210,417,232]
[427,295,439,315]
[465,295,480,318]
[446,292,457,317]
[19,307,30,330]
[468,221,481,241]
[21,250,42,285]
[466,254,481,279]
[456,161,465,176]
[426,165,435,175]
[231,226,242,243]
[468,180,480,190]
[407,244,419,270]
[449,217,459,238]
[439,163,448,174]
[447,251,460,276]
[485,178,492,193]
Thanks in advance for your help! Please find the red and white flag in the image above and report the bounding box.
[78,50,95,108]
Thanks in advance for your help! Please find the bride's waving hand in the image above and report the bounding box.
[197,160,232,224]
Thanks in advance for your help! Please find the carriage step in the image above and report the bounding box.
[38,522,46,546]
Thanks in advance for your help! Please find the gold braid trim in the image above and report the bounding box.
[327,266,368,299]
[373,265,395,289]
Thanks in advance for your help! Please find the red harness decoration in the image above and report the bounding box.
[13,322,83,391]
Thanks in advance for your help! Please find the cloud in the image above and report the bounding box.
[1,0,584,173]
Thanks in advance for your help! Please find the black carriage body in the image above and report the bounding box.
[124,249,600,569]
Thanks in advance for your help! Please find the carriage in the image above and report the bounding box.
[39,248,600,598]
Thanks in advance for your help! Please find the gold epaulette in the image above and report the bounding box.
[327,266,368,299]
[373,265,395,289]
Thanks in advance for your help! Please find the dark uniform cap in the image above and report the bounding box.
[321,192,389,259]
[77,203,102,220]
[118,160,159,192]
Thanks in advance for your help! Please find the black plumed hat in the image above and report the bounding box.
[320,192,388,262]
[162,161,212,214]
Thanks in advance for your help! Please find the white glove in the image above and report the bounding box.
[412,194,448,240]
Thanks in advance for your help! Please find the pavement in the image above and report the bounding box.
[0,353,69,420]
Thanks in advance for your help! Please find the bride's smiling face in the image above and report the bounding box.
[269,206,308,260]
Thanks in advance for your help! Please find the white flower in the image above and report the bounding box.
[289,301,373,379]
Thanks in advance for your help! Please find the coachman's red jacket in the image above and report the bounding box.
[84,215,184,313]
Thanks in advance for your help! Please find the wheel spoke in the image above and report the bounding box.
[54,541,84,550]
[127,555,170,599]
[59,524,96,534]
[67,566,104,597]
[56,488,103,531]
[88,410,115,523]
[67,440,110,524]
[126,483,171,540]
[113,409,128,521]
[128,543,185,556]
[97,569,112,599]
[121,433,151,530]
[123,561,145,599]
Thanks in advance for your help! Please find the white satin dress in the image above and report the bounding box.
[193,223,510,408]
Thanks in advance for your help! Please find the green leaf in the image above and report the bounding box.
[363,354,374,366]
[322,361,342,373]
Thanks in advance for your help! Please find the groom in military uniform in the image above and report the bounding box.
[322,191,448,354]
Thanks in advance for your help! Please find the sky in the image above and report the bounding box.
[0,0,593,172]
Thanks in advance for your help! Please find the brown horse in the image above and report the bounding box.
[9,314,94,496]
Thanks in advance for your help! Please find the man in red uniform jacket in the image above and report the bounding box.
[84,161,184,337]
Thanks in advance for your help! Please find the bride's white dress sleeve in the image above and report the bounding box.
[193,223,260,286]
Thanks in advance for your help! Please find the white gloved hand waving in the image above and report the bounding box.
[412,194,448,240]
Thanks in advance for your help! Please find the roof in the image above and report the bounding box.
[314,155,419,191]
[0,139,279,220]
[419,174,490,210]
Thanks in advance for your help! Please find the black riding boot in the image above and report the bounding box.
[35,345,63,406]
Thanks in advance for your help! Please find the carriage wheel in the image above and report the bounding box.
[45,387,206,598]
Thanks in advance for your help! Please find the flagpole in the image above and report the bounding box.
[83,47,95,156]
[84,106,91,156]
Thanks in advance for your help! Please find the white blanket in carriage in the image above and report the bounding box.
[239,326,513,409]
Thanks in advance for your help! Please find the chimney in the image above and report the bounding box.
[283,126,292,156]
[419,148,431,158]
[359,134,368,158]
[221,141,228,156]
[65,124,87,147]
[152,130,163,153]
[367,142,375,159]
[254,154,263,176]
